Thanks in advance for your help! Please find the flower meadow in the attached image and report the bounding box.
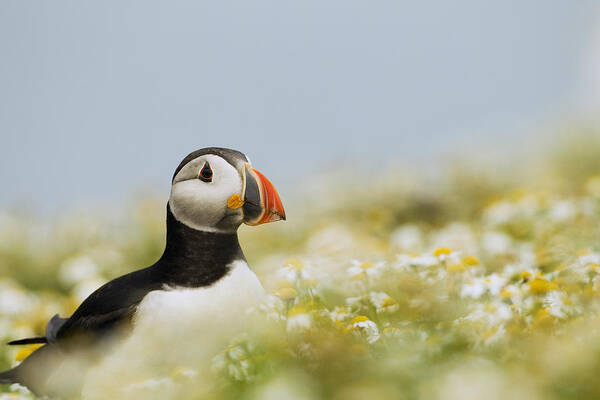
[2,133,600,399]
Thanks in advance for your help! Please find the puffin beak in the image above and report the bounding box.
[242,163,286,225]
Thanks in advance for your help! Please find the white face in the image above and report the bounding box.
[169,154,244,232]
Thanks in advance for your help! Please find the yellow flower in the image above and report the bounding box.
[433,247,452,256]
[529,278,550,294]
[350,315,370,324]
[381,297,397,308]
[462,255,480,266]
[15,344,43,361]
[288,306,308,317]
[359,262,374,269]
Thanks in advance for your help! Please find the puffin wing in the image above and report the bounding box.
[55,266,162,342]
[7,267,160,347]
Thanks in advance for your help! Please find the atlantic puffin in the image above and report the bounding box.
[0,147,285,397]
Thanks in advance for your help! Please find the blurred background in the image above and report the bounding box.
[2,2,600,399]
[1,1,599,213]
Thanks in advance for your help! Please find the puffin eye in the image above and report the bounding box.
[199,162,213,182]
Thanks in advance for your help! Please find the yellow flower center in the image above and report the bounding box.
[433,247,452,256]
[15,344,43,362]
[288,306,307,317]
[360,262,374,269]
[350,315,370,324]
[462,255,480,266]
[529,278,550,294]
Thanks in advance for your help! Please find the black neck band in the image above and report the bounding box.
[157,205,245,287]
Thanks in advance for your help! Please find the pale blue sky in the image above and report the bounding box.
[1,1,599,212]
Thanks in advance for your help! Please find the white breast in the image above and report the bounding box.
[133,259,265,336]
[82,260,265,399]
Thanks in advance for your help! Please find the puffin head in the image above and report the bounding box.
[168,147,285,232]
